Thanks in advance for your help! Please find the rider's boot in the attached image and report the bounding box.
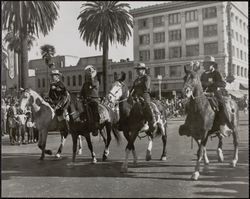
[144,102,157,136]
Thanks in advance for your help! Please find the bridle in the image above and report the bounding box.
[108,82,128,106]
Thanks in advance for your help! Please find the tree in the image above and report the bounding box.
[77,1,133,95]
[40,44,56,68]
[2,1,59,88]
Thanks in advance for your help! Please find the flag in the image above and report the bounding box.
[2,45,9,69]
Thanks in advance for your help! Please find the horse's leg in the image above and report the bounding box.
[160,124,167,161]
[77,135,83,155]
[202,136,209,165]
[85,133,97,163]
[102,124,111,161]
[71,133,78,162]
[231,126,239,167]
[121,130,132,173]
[55,131,68,159]
[146,135,153,161]
[217,135,224,162]
[37,129,51,160]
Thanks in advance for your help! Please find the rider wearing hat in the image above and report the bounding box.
[80,65,100,136]
[48,69,70,132]
[130,62,156,133]
[200,56,231,130]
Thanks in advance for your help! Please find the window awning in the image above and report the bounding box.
[240,83,248,90]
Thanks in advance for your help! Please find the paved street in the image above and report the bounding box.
[1,111,249,198]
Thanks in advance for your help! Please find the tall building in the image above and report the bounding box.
[130,1,248,97]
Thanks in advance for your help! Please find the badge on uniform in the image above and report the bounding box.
[89,85,92,89]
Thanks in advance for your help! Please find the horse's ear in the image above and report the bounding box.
[193,61,200,72]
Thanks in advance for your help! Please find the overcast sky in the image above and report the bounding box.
[29,1,165,62]
[28,1,248,62]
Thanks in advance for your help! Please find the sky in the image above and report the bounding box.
[28,1,248,62]
[29,1,165,62]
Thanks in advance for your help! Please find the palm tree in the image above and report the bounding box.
[4,31,36,89]
[2,1,59,88]
[77,1,133,95]
[40,44,56,68]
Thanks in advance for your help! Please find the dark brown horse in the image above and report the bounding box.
[179,63,239,180]
[108,79,168,173]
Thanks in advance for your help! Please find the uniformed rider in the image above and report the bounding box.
[130,62,156,133]
[80,65,100,136]
[200,56,231,132]
[48,69,70,132]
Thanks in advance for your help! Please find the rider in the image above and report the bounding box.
[130,62,156,134]
[80,65,100,136]
[48,69,70,133]
[200,56,231,132]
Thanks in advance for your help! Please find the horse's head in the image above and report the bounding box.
[183,61,202,98]
[108,80,129,105]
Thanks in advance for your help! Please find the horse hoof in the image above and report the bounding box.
[102,155,108,161]
[55,154,61,159]
[191,171,200,181]
[231,160,237,167]
[39,157,44,161]
[92,158,97,164]
[161,156,167,161]
[46,150,53,155]
[77,150,82,155]
[120,167,128,173]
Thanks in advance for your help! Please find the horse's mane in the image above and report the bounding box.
[27,89,52,109]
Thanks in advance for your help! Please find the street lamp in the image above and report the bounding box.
[157,75,162,100]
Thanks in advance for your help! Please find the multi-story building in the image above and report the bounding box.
[130,1,248,97]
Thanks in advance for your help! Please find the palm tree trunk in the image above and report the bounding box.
[102,40,109,96]
[20,35,28,88]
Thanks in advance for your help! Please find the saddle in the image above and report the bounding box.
[204,92,219,112]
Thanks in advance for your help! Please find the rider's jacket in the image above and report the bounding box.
[131,74,151,97]
[80,78,99,99]
[49,80,68,103]
[200,70,226,93]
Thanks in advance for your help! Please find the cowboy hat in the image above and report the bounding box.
[84,65,97,78]
[203,56,218,69]
[50,69,62,76]
[134,62,148,70]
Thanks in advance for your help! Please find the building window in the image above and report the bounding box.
[236,48,239,58]
[67,76,70,86]
[128,71,132,81]
[186,45,199,57]
[186,27,199,39]
[240,35,242,43]
[202,6,217,19]
[232,45,235,57]
[153,15,164,27]
[169,47,182,59]
[232,64,236,75]
[244,52,247,61]
[203,24,217,37]
[235,16,238,25]
[138,18,149,29]
[237,65,240,76]
[139,34,150,45]
[169,13,181,25]
[231,29,234,39]
[154,48,165,60]
[244,37,246,46]
[169,29,181,41]
[231,13,234,23]
[78,75,82,86]
[114,72,118,81]
[239,19,242,28]
[244,68,247,77]
[72,75,76,86]
[154,66,165,78]
[169,65,182,77]
[185,10,198,22]
[153,32,165,43]
[241,67,244,76]
[243,22,246,30]
[204,42,218,55]
[240,50,243,60]
[139,50,150,61]
[38,79,40,88]
[42,78,45,88]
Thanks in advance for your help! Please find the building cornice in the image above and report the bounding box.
[130,1,222,17]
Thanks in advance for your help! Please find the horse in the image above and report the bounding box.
[67,94,121,163]
[108,79,168,173]
[19,88,120,162]
[179,63,239,180]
